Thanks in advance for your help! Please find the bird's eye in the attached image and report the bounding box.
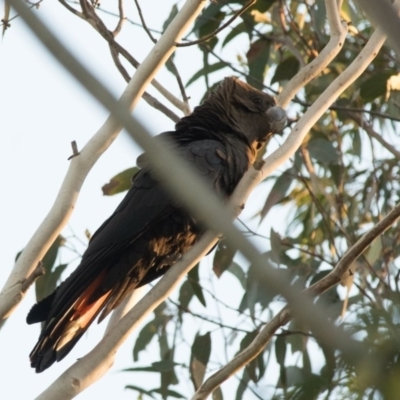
[253,97,262,105]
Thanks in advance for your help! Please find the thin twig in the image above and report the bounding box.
[0,0,43,29]
[133,0,157,43]
[59,0,84,17]
[346,110,400,158]
[109,44,180,122]
[331,104,400,123]
[59,0,185,120]
[59,0,188,114]
[168,298,251,334]
[166,58,191,114]
[112,0,125,37]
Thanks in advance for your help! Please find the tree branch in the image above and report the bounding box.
[112,0,125,37]
[277,0,348,108]
[346,110,400,159]
[133,0,157,43]
[59,0,189,115]
[108,45,180,122]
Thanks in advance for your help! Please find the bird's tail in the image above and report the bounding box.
[27,271,112,373]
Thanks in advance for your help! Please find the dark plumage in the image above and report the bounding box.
[27,77,286,372]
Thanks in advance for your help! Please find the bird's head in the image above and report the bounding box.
[216,77,287,148]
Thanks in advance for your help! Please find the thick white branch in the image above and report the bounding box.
[0,0,206,320]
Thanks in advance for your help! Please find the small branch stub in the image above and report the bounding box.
[68,140,80,160]
[21,261,45,292]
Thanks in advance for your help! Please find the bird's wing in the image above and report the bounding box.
[28,138,232,372]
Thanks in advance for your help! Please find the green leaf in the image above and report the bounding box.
[254,0,277,12]
[283,366,304,388]
[35,235,65,301]
[42,263,68,298]
[365,237,383,266]
[125,385,156,399]
[101,167,139,196]
[359,71,393,103]
[270,228,282,265]
[133,319,158,361]
[150,388,186,399]
[276,335,287,388]
[192,4,225,50]
[124,366,166,373]
[226,262,246,289]
[237,330,265,382]
[244,258,282,316]
[246,38,271,89]
[162,5,179,75]
[160,348,178,393]
[303,346,312,376]
[151,360,179,372]
[212,386,224,400]
[163,4,178,32]
[286,319,308,355]
[222,22,246,47]
[213,240,237,278]
[188,264,206,307]
[260,168,295,222]
[178,279,194,309]
[190,332,211,389]
[313,0,327,35]
[307,138,339,164]
[186,62,227,87]
[271,57,300,84]
[235,369,251,400]
[193,3,224,36]
[275,335,287,367]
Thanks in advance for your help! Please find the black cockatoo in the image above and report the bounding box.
[27,77,286,372]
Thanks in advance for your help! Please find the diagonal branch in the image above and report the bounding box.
[346,110,400,159]
[108,45,180,122]
[59,0,189,115]
[133,0,157,43]
[277,0,348,108]
[194,195,400,400]
[112,0,125,37]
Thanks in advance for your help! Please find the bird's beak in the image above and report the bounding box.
[266,106,287,133]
